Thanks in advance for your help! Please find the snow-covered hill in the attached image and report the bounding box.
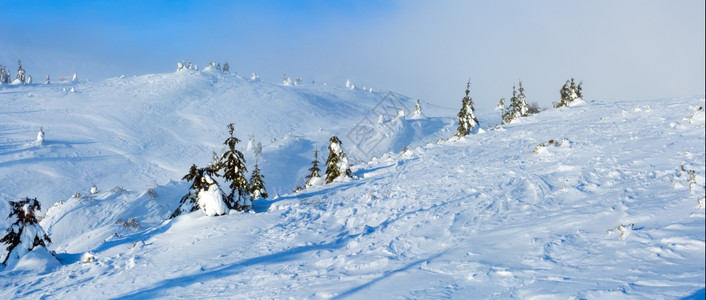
[0,71,704,299]
[0,69,452,205]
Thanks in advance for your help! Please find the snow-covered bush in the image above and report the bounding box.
[282,74,292,86]
[533,138,568,152]
[325,136,352,183]
[116,217,140,230]
[1,197,52,266]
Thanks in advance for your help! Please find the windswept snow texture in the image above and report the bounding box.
[1,71,705,299]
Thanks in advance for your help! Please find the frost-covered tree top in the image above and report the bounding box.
[1,197,52,266]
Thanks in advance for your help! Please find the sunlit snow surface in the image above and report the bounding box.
[1,71,704,299]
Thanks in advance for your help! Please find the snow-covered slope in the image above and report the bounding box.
[1,72,704,298]
[0,69,451,206]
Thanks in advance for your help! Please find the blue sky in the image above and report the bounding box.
[1,0,704,109]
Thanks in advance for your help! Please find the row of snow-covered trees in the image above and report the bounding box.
[455,78,584,136]
[0,59,32,85]
[171,123,266,217]
[177,60,230,73]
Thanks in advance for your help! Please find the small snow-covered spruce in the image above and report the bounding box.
[455,80,479,137]
[218,123,251,211]
[0,65,7,84]
[325,136,352,183]
[413,99,422,116]
[16,59,26,84]
[282,74,292,86]
[249,162,268,201]
[170,164,227,218]
[36,127,45,145]
[305,149,322,188]
[223,62,230,73]
[503,81,529,124]
[45,75,50,84]
[90,184,99,195]
[1,197,52,266]
[555,78,583,108]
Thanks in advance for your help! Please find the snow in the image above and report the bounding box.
[197,174,228,216]
[0,70,704,298]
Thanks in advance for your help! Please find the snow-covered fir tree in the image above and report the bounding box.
[16,59,26,84]
[555,80,571,108]
[555,78,584,108]
[282,74,292,86]
[171,164,228,218]
[1,197,52,266]
[305,149,322,188]
[171,164,205,218]
[218,123,251,211]
[503,81,529,124]
[413,99,422,116]
[45,75,50,84]
[0,65,8,84]
[325,136,352,183]
[455,80,479,137]
[223,62,230,73]
[90,184,99,195]
[36,127,45,145]
[249,162,267,201]
[251,72,260,81]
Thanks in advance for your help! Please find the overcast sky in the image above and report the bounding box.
[1,0,704,109]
